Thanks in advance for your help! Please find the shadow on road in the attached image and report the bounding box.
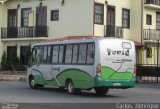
[33,87,122,98]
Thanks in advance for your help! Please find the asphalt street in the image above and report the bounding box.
[0,81,160,109]
[0,81,160,103]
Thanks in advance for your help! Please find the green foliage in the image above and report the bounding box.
[0,51,26,71]
[0,51,7,70]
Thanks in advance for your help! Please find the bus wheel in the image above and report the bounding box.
[94,87,109,95]
[66,80,76,94]
[29,76,38,89]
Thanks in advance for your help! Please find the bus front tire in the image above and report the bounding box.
[29,76,38,89]
[66,80,75,94]
[94,87,109,95]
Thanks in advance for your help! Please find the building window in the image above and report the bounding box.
[94,3,104,24]
[51,10,59,21]
[21,8,31,27]
[156,12,160,30]
[146,14,152,25]
[8,9,17,28]
[122,8,130,28]
[36,6,47,26]
[146,47,152,58]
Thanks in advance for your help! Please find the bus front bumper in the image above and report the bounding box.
[94,76,136,89]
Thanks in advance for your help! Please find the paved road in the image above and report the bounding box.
[0,81,160,103]
[0,81,160,109]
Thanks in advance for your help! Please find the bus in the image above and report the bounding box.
[27,36,136,95]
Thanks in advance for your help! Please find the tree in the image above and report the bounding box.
[0,51,7,70]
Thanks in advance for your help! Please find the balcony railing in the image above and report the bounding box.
[143,29,160,40]
[144,0,160,6]
[1,26,48,39]
[105,25,123,38]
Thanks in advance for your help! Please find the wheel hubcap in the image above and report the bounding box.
[31,79,35,86]
[68,83,73,93]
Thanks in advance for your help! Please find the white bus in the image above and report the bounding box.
[27,36,136,95]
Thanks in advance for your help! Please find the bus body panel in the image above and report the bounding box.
[94,39,136,88]
[28,65,95,89]
[27,38,136,90]
[27,39,97,89]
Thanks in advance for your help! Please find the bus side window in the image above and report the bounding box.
[65,45,73,64]
[59,45,64,63]
[78,44,87,64]
[36,47,44,63]
[86,43,95,64]
[31,48,37,63]
[43,46,47,63]
[72,45,78,64]
[52,46,59,64]
[47,46,51,63]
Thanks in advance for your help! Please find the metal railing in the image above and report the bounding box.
[143,29,160,40]
[1,26,48,38]
[144,0,160,6]
[137,64,160,83]
[105,25,123,38]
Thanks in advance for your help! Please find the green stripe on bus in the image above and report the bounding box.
[57,69,94,89]
[101,67,134,80]
[32,68,94,89]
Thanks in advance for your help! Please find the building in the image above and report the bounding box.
[0,0,159,67]
[141,0,160,66]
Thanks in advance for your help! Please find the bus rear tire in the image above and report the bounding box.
[94,87,109,95]
[29,76,38,89]
[66,80,81,94]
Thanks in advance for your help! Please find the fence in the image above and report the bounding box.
[1,26,48,38]
[105,25,123,38]
[137,64,160,83]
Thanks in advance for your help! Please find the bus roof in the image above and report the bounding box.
[46,36,101,42]
[33,36,134,46]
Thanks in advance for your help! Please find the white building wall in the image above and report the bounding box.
[0,4,7,62]
[143,8,157,29]
[94,0,132,40]
[48,0,94,39]
[142,7,160,65]
[0,0,94,62]
[3,39,43,57]
[130,0,142,42]
[5,0,94,39]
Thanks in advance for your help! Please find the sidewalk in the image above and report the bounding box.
[0,71,27,81]
[136,82,160,89]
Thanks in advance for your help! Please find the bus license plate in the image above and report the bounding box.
[113,82,121,86]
